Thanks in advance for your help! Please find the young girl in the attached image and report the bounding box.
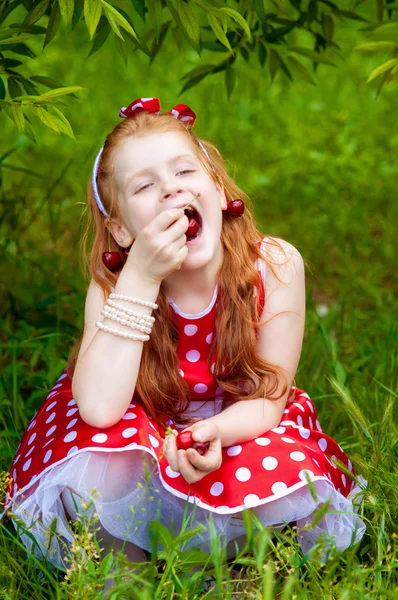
[2,97,366,579]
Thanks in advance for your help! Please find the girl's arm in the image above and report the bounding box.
[207,238,306,448]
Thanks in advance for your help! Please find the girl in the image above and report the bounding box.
[1,97,366,582]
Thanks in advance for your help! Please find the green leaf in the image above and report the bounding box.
[50,105,75,138]
[333,9,368,22]
[218,7,251,42]
[40,86,84,98]
[12,103,25,132]
[30,76,65,89]
[176,0,200,47]
[130,0,146,23]
[22,115,37,143]
[147,0,162,41]
[288,46,337,66]
[103,6,123,39]
[269,48,280,81]
[253,0,265,23]
[100,0,138,40]
[44,0,61,48]
[36,106,61,132]
[24,0,51,25]
[88,15,111,56]
[225,65,235,98]
[355,41,396,53]
[367,58,397,82]
[179,72,210,94]
[0,34,37,45]
[114,32,129,65]
[0,77,5,100]
[207,12,232,53]
[286,55,316,85]
[257,40,267,67]
[150,20,170,64]
[84,0,102,39]
[58,0,75,26]
[8,77,23,99]
[322,14,334,44]
[180,63,216,80]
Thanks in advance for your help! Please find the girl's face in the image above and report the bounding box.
[112,131,227,268]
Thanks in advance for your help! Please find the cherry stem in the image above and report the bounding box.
[107,219,111,252]
[183,192,200,212]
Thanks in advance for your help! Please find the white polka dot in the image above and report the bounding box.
[271,427,286,434]
[210,482,224,496]
[179,369,184,377]
[341,473,346,487]
[299,469,315,482]
[272,481,288,495]
[46,401,57,412]
[330,455,338,468]
[306,400,314,413]
[206,333,213,344]
[165,465,180,478]
[28,433,36,445]
[186,349,200,362]
[122,413,137,420]
[57,374,67,382]
[64,431,77,443]
[45,412,56,424]
[43,438,54,448]
[51,383,62,390]
[236,467,251,482]
[22,458,32,472]
[13,483,18,495]
[25,446,35,458]
[312,458,320,468]
[254,437,271,446]
[315,419,322,432]
[318,438,327,452]
[43,450,52,464]
[66,419,78,430]
[184,324,198,336]
[290,451,306,462]
[283,408,290,414]
[92,433,107,443]
[226,445,242,456]
[309,416,314,429]
[12,469,17,481]
[14,454,21,464]
[128,403,136,408]
[122,428,137,439]
[298,427,310,439]
[280,420,296,426]
[149,434,159,448]
[67,399,76,406]
[293,402,305,412]
[297,415,303,427]
[281,437,295,444]
[194,383,208,393]
[149,421,157,431]
[262,456,278,470]
[27,420,36,431]
[46,425,56,437]
[210,363,215,373]
[67,446,79,456]
[66,408,79,417]
[348,459,352,471]
[244,494,260,507]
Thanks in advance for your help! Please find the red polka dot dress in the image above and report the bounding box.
[1,237,366,569]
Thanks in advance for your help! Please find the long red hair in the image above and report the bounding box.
[66,110,294,430]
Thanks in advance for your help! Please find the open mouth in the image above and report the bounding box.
[184,205,203,242]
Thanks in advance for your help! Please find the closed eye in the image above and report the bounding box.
[136,170,195,193]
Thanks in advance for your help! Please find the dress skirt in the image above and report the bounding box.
[1,370,367,571]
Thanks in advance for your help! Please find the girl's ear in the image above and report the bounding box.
[216,178,228,210]
[104,216,134,248]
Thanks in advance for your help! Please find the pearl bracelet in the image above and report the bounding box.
[106,298,155,323]
[96,321,150,341]
[101,308,152,334]
[109,293,158,310]
[102,305,153,331]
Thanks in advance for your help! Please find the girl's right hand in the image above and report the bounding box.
[126,208,189,284]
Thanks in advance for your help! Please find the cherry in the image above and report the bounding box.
[226,199,244,217]
[184,212,200,239]
[176,431,209,455]
[102,251,122,270]
[122,247,131,260]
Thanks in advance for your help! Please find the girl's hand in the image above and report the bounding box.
[164,421,222,484]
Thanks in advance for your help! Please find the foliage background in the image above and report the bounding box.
[0,0,397,596]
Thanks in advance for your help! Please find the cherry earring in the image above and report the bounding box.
[226,199,245,217]
[102,219,122,271]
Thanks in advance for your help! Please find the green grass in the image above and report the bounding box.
[1,8,397,599]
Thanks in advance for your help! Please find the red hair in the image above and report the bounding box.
[66,110,293,430]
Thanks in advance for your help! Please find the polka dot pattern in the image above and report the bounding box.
[6,245,359,521]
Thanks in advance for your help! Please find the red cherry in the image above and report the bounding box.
[192,441,210,455]
[102,251,122,270]
[122,248,130,260]
[176,431,209,455]
[186,215,200,239]
[226,199,244,217]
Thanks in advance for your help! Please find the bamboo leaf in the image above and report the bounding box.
[269,48,280,81]
[288,46,337,66]
[24,0,51,25]
[88,15,111,56]
[50,105,75,138]
[355,41,396,53]
[219,7,251,42]
[44,0,61,48]
[367,58,397,82]
[36,106,61,132]
[130,0,145,23]
[58,0,75,26]
[176,0,200,46]
[40,86,84,98]
[12,103,25,131]
[84,0,102,39]
[100,0,138,40]
[0,77,5,100]
[147,0,162,41]
[286,55,316,85]
[225,64,235,98]
[103,6,123,40]
[207,12,232,53]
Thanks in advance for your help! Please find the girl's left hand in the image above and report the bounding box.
[164,421,222,484]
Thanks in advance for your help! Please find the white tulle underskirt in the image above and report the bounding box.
[8,400,367,570]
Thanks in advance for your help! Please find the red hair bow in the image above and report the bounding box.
[119,97,196,127]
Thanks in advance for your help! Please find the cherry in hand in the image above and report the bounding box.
[176,431,209,456]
